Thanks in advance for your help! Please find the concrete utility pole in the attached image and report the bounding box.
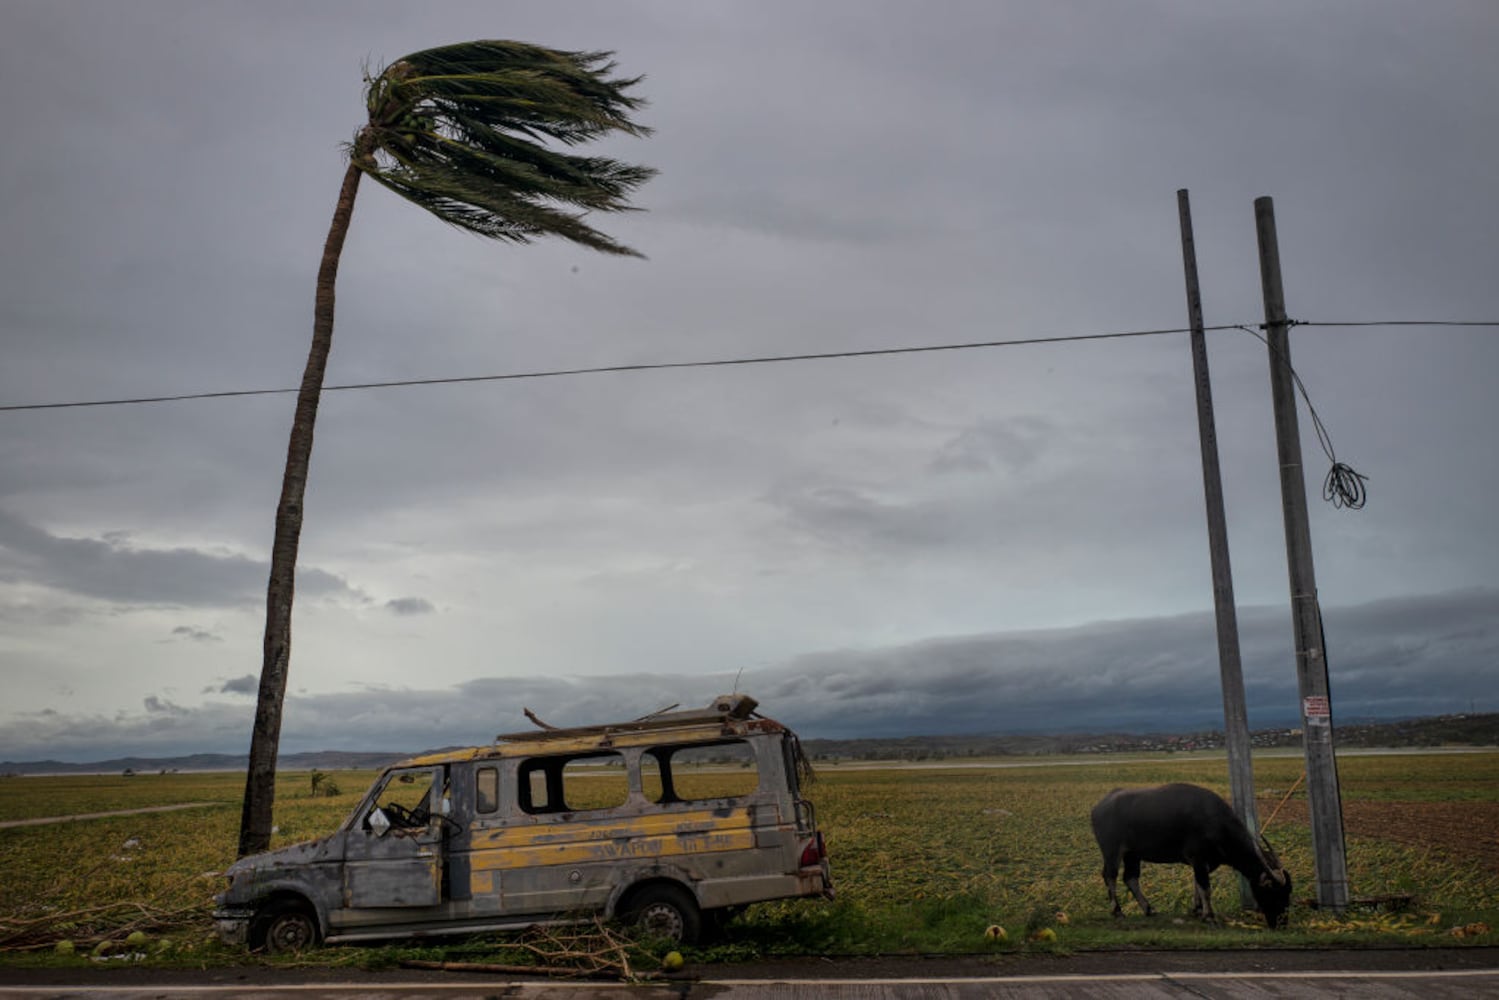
[1176,190,1259,909]
[1254,195,1349,912]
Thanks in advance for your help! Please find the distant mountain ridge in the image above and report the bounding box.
[0,749,411,777]
[2,713,1495,776]
[801,712,1499,761]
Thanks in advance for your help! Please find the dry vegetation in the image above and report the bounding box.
[1,751,1495,962]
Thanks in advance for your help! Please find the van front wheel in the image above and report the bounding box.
[624,884,701,945]
[250,899,320,954]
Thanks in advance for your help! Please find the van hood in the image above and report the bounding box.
[227,831,343,875]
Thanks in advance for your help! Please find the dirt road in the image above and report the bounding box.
[0,802,225,829]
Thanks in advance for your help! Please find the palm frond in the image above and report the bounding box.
[356,40,653,253]
[362,164,642,256]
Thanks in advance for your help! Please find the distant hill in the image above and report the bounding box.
[2,713,1495,776]
[0,749,411,777]
[798,712,1499,761]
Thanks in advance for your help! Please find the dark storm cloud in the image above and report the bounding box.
[4,589,1492,762]
[0,508,358,608]
[385,597,435,616]
[761,589,1499,738]
[170,625,222,643]
[761,616,1233,737]
[212,675,258,696]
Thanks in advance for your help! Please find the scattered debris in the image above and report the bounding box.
[400,918,669,982]
[0,872,213,953]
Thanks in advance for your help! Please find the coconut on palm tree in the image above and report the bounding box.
[239,40,654,857]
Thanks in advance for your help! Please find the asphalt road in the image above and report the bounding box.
[2,949,1497,999]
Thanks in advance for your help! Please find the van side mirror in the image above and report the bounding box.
[368,807,392,837]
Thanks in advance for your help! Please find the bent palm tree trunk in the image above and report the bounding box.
[239,160,364,858]
[235,40,653,860]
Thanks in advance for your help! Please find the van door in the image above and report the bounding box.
[343,765,444,907]
[501,751,631,915]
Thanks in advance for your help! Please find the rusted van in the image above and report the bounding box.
[214,694,831,952]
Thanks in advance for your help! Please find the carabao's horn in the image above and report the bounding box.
[1259,835,1288,884]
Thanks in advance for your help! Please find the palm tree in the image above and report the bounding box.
[238,40,654,857]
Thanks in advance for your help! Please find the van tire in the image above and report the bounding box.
[249,899,320,954]
[623,884,701,945]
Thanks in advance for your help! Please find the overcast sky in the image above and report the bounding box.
[2,1,1496,762]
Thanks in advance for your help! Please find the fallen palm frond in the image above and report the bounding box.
[400,918,667,982]
[0,873,214,952]
[401,959,662,981]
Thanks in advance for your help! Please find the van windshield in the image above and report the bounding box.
[367,767,437,829]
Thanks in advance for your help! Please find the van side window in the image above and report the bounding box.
[642,739,759,803]
[517,752,627,814]
[476,766,499,814]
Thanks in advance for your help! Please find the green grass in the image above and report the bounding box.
[0,772,240,822]
[1326,751,1499,802]
[0,769,388,824]
[2,753,1496,967]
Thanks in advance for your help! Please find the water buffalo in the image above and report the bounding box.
[1090,782,1292,928]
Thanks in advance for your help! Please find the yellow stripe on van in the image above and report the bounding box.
[466,807,761,872]
[475,828,757,870]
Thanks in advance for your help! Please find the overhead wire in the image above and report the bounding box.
[0,323,1234,413]
[1295,320,1499,329]
[3,318,1493,415]
[1233,323,1369,510]
[1256,316,1499,508]
[5,316,1494,515]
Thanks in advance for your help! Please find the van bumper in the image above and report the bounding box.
[697,871,833,910]
[212,908,253,947]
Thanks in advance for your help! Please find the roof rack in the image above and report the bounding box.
[494,693,760,744]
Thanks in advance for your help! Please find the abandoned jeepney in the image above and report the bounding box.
[214,694,831,952]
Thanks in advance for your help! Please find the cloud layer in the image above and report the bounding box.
[4,588,1491,763]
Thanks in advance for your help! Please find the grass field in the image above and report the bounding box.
[1,750,1495,966]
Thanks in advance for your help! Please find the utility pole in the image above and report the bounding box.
[1254,195,1349,912]
[1177,190,1258,909]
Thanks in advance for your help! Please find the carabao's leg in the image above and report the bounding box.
[1101,850,1124,917]
[1122,853,1153,916]
[1193,864,1216,922]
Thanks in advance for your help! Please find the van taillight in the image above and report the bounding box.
[799,832,826,868]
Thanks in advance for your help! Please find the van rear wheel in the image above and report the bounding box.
[624,884,701,945]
